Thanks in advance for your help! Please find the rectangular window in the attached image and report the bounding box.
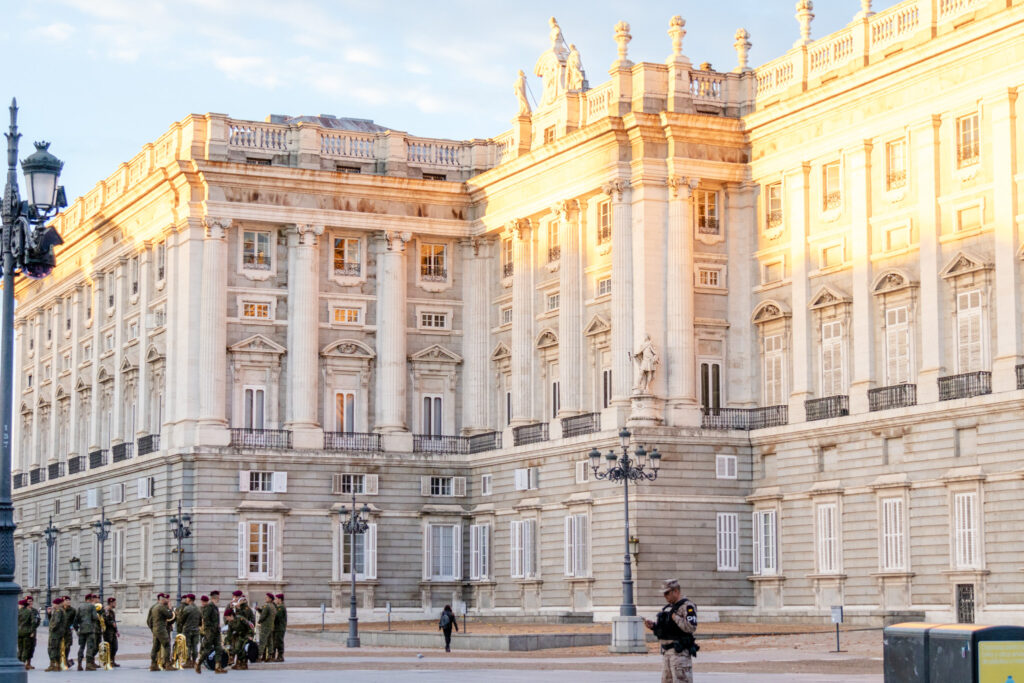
[716,454,737,479]
[426,523,460,580]
[333,237,361,276]
[597,200,612,244]
[70,533,81,585]
[597,277,611,296]
[111,528,126,583]
[335,392,355,433]
[700,360,722,415]
[138,524,150,581]
[762,260,783,284]
[422,395,443,436]
[823,162,841,210]
[957,113,980,167]
[242,301,271,320]
[242,230,272,270]
[61,352,71,371]
[248,471,275,493]
[105,271,115,309]
[430,476,454,497]
[546,293,560,311]
[881,497,905,571]
[602,369,612,409]
[153,306,166,328]
[480,474,492,496]
[816,503,839,574]
[510,519,537,578]
[108,483,124,505]
[242,521,276,579]
[820,320,845,396]
[752,509,777,575]
[763,334,785,406]
[766,183,783,228]
[575,461,590,484]
[104,333,114,353]
[514,467,539,491]
[470,523,490,580]
[551,380,560,418]
[547,221,560,262]
[341,523,376,580]
[821,244,844,269]
[137,476,156,499]
[501,238,513,278]
[885,307,911,385]
[698,268,720,287]
[954,492,978,569]
[500,306,513,326]
[697,190,719,235]
[243,386,265,429]
[85,284,93,320]
[81,341,92,360]
[886,139,907,190]
[156,242,166,281]
[420,244,447,281]
[505,390,512,426]
[26,540,39,588]
[129,256,139,295]
[956,290,984,373]
[564,513,589,577]
[332,307,361,325]
[957,205,982,232]
[716,513,739,571]
[420,312,448,329]
[543,125,555,144]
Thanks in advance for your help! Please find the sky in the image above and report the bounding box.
[0,0,901,203]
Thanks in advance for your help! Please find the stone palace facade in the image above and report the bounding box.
[11,0,1024,626]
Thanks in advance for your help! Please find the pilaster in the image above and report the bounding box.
[136,245,152,443]
[89,270,103,451]
[196,217,231,446]
[67,287,81,460]
[284,223,325,449]
[461,237,491,433]
[914,116,944,404]
[787,163,812,423]
[990,89,1019,392]
[171,221,207,447]
[375,230,411,433]
[604,180,633,417]
[665,176,700,427]
[725,182,757,407]
[848,141,874,414]
[556,200,584,417]
[112,257,126,448]
[509,220,534,426]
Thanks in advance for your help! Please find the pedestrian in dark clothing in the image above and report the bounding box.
[438,604,458,652]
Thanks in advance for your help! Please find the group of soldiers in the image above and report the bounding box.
[147,589,287,674]
[20,593,121,671]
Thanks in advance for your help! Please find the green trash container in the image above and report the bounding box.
[928,624,1024,683]
[883,622,933,683]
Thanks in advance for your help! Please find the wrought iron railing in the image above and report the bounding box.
[334,261,361,277]
[420,265,448,281]
[868,384,917,411]
[749,405,789,429]
[229,429,293,449]
[823,191,842,210]
[938,371,991,401]
[467,431,502,454]
[886,170,907,190]
[698,217,719,234]
[48,462,64,480]
[766,209,783,228]
[68,455,86,475]
[137,433,160,456]
[548,246,561,262]
[561,413,601,438]
[1017,364,1024,390]
[805,395,849,422]
[29,467,44,485]
[112,442,135,463]
[502,262,513,278]
[597,223,612,244]
[513,422,549,447]
[323,432,382,452]
[413,434,468,454]
[701,406,789,430]
[13,473,26,489]
[957,145,979,167]
[89,449,108,469]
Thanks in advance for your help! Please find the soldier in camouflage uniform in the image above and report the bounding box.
[178,593,202,667]
[103,597,121,667]
[644,579,698,683]
[195,592,227,675]
[75,593,101,671]
[256,593,277,662]
[271,594,286,662]
[225,608,253,670]
[44,598,66,672]
[61,596,75,668]
[146,592,174,671]
[17,597,40,670]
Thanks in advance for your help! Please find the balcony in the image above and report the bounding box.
[467,431,502,454]
[548,246,561,262]
[89,449,108,469]
[112,442,135,463]
[868,384,917,411]
[334,261,361,277]
[698,217,719,235]
[13,473,26,489]
[1016,364,1024,390]
[414,434,468,454]
[513,422,549,447]
[805,395,849,422]
[502,262,513,278]
[48,462,65,480]
[823,191,842,211]
[420,265,447,282]
[68,455,86,475]
[766,210,783,229]
[597,224,611,245]
[29,467,44,485]
[886,170,907,190]
[137,433,160,456]
[938,371,991,401]
[323,432,382,452]
[230,428,293,449]
[701,406,789,430]
[561,412,601,438]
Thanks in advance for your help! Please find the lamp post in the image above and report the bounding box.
[169,500,192,613]
[1,99,66,682]
[93,508,111,604]
[338,490,369,648]
[42,517,58,626]
[589,428,661,653]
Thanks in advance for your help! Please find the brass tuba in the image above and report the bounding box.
[59,636,68,671]
[98,640,114,670]
[170,633,189,670]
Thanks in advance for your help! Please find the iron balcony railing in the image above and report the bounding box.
[938,371,991,401]
[561,412,601,438]
[548,246,561,262]
[420,265,448,281]
[334,261,361,277]
[323,432,382,452]
[502,262,513,278]
[230,428,293,449]
[89,449,108,469]
[805,395,849,422]
[414,434,468,454]
[29,467,44,485]
[513,422,549,447]
[766,209,783,228]
[68,455,86,475]
[112,442,135,463]
[48,462,65,480]
[137,433,160,456]
[823,191,842,210]
[868,384,917,412]
[467,431,502,454]
[1017,364,1024,390]
[698,217,719,234]
[597,224,612,244]
[701,406,789,430]
[13,473,26,489]
[886,170,907,190]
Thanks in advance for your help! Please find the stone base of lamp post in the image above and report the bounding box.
[609,615,648,653]
[627,393,664,427]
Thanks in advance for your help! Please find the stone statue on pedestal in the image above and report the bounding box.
[632,334,659,394]
[534,17,570,107]
[514,70,531,116]
[566,44,586,91]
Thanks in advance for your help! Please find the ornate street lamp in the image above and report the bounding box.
[1,99,66,682]
[169,500,192,620]
[93,508,111,603]
[42,518,59,626]
[589,428,661,653]
[338,491,370,648]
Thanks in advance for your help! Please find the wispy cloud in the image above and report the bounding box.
[32,22,75,42]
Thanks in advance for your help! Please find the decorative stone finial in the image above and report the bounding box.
[859,0,873,18]
[668,16,686,58]
[795,0,814,47]
[734,28,752,72]
[614,21,632,66]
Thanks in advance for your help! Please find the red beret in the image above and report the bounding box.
[25,596,33,601]
[17,599,25,606]
[210,591,220,597]
[53,598,63,605]
[107,598,116,604]
[223,608,234,617]
[275,594,284,599]
[232,590,243,597]
[188,594,196,600]
[200,595,210,602]
[265,592,274,599]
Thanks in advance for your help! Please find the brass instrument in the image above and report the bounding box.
[59,637,68,671]
[98,641,113,670]
[170,633,189,670]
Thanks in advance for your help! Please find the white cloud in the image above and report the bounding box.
[32,22,75,42]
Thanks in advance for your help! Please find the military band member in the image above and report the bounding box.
[17,597,40,670]
[644,579,699,683]
[271,594,286,662]
[257,593,277,662]
[44,598,66,672]
[196,593,228,675]
[147,592,175,671]
[61,596,75,667]
[224,608,253,671]
[75,593,101,671]
[103,597,120,668]
[180,594,202,667]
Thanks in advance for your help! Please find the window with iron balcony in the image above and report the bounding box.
[243,230,273,270]
[420,243,447,281]
[596,200,612,244]
[697,190,719,235]
[886,140,907,190]
[957,113,980,168]
[333,237,361,276]
[822,162,841,211]
[765,183,782,228]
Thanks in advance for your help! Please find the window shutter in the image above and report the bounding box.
[564,517,573,576]
[422,524,432,580]
[514,469,526,491]
[365,523,377,580]
[752,512,761,575]
[365,474,379,495]
[453,477,466,497]
[510,521,521,578]
[238,522,247,579]
[452,524,462,580]
[470,525,479,580]
[575,461,589,484]
[267,522,277,578]
[238,471,250,492]
[529,467,539,490]
[87,488,98,508]
[575,515,588,577]
[481,525,489,579]
[137,477,148,500]
[272,471,288,493]
[421,476,432,497]
[332,474,344,495]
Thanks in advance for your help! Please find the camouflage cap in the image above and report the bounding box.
[661,579,680,594]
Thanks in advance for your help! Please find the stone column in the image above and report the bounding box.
[160,228,177,438]
[67,287,81,460]
[990,90,1019,392]
[914,116,943,404]
[666,177,699,425]
[112,258,126,447]
[89,270,103,451]
[135,244,151,442]
[725,182,758,407]
[557,200,584,416]
[285,223,325,449]
[170,221,206,447]
[46,307,59,464]
[375,231,411,435]
[787,164,812,423]
[509,220,534,425]
[848,141,874,414]
[603,180,634,410]
[460,237,491,433]
[196,218,231,446]
[12,321,24,474]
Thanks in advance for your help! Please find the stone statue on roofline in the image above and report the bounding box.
[514,70,531,117]
[534,17,569,107]
[566,44,586,91]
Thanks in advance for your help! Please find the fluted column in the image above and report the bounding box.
[787,164,812,423]
[285,223,324,448]
[557,201,584,416]
[666,177,699,424]
[89,270,103,450]
[112,258,126,446]
[848,142,874,414]
[197,218,231,446]
[135,245,151,441]
[375,231,410,433]
[11,321,24,474]
[914,116,943,404]
[461,237,491,433]
[509,220,534,425]
[67,288,81,460]
[603,181,633,408]
[991,89,1019,392]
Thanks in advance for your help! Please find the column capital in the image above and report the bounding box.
[385,230,411,252]
[550,199,582,221]
[504,218,531,241]
[201,216,232,239]
[288,223,324,246]
[601,179,629,201]
[667,176,700,199]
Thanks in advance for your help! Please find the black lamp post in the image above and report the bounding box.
[1,99,66,682]
[93,508,111,603]
[589,428,661,619]
[338,491,369,648]
[42,517,59,626]
[169,500,192,616]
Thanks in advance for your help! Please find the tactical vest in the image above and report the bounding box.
[653,599,696,647]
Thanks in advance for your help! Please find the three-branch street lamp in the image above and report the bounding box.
[589,428,661,620]
[42,517,59,626]
[1,99,66,682]
[169,499,192,621]
[338,491,370,648]
[93,508,112,604]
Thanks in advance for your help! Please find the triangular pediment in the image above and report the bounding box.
[322,339,375,359]
[751,300,790,324]
[97,365,112,383]
[583,314,611,337]
[490,342,511,361]
[145,344,165,363]
[535,328,558,349]
[75,376,90,392]
[872,269,916,294]
[409,344,462,364]
[809,285,850,310]
[941,250,990,279]
[119,356,137,373]
[19,401,30,415]
[55,385,68,400]
[229,334,286,355]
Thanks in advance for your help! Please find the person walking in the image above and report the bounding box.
[103,597,121,668]
[196,593,228,675]
[147,592,175,671]
[271,594,286,662]
[256,593,276,663]
[644,579,698,683]
[438,604,458,652]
